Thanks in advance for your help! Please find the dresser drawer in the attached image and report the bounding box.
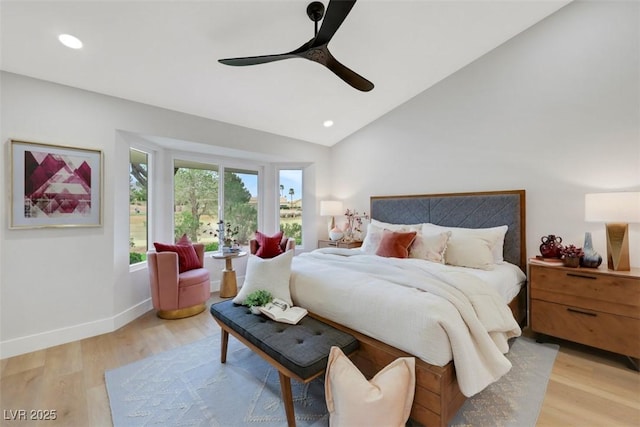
[529,265,640,317]
[531,299,640,358]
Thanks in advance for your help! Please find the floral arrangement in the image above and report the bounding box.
[214,220,239,248]
[559,244,584,259]
[343,209,370,241]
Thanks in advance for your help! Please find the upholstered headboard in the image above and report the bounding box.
[370,190,526,271]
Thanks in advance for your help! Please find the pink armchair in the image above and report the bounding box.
[147,243,210,319]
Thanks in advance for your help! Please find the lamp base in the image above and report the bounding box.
[605,223,630,271]
[327,216,335,237]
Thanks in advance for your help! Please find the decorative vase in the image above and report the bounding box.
[250,306,262,315]
[580,232,602,268]
[563,257,580,268]
[540,235,563,258]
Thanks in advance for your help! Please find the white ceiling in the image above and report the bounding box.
[1,0,570,147]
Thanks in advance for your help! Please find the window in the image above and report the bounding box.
[224,168,258,245]
[129,148,148,265]
[279,169,303,245]
[173,160,219,249]
[173,159,260,250]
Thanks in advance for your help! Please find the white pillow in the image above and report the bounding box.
[409,231,451,263]
[325,346,415,427]
[361,220,422,255]
[422,223,508,263]
[233,250,294,306]
[444,235,496,270]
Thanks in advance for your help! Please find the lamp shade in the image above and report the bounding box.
[320,200,344,217]
[585,192,640,223]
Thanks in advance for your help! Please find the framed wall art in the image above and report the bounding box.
[10,140,103,228]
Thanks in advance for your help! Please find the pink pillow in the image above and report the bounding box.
[153,242,201,273]
[325,346,416,427]
[176,233,191,245]
[255,231,284,259]
[375,230,417,258]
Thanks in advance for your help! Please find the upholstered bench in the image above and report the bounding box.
[210,300,359,427]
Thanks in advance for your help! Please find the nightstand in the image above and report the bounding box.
[317,239,362,249]
[529,263,640,368]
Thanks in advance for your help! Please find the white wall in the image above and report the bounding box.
[331,1,639,266]
[0,72,331,358]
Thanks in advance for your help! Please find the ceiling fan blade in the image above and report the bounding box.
[219,41,312,67]
[325,51,374,92]
[312,0,357,47]
[219,53,297,66]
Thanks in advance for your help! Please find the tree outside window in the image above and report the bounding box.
[224,169,258,245]
[173,160,258,251]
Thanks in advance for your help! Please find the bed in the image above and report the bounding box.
[290,189,527,427]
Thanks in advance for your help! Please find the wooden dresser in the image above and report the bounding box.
[529,263,640,363]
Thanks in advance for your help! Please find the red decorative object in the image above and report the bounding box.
[153,242,201,273]
[255,231,284,259]
[539,235,563,258]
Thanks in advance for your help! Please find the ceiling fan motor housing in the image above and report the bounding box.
[306,2,325,22]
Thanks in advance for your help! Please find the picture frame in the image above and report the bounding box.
[10,139,103,228]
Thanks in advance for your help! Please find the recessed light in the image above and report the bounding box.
[58,34,83,49]
[323,120,334,128]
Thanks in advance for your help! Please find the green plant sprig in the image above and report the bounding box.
[244,289,273,308]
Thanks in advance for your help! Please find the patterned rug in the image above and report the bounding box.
[105,335,558,427]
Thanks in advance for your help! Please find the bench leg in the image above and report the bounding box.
[278,372,296,427]
[221,329,229,363]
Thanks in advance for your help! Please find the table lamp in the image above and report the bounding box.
[585,192,640,271]
[320,200,343,238]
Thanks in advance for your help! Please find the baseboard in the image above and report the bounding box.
[0,276,236,359]
[0,298,153,359]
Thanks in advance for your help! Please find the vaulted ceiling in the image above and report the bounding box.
[1,0,570,146]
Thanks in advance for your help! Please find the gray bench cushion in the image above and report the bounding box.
[210,300,359,379]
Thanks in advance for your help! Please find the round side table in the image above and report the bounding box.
[211,251,247,298]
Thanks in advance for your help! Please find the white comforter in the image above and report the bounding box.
[289,249,522,397]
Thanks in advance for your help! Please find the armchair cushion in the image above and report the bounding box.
[254,231,284,259]
[153,242,201,273]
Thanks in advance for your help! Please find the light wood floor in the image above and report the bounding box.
[1,293,638,427]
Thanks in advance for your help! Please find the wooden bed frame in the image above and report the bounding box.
[311,189,527,427]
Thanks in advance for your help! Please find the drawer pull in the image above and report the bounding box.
[328,242,337,247]
[566,273,597,280]
[567,307,597,317]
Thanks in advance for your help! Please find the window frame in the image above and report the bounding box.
[170,151,265,251]
[128,143,155,270]
[275,163,309,249]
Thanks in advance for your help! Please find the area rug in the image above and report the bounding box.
[105,335,558,427]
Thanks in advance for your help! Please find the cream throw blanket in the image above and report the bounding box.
[290,249,521,397]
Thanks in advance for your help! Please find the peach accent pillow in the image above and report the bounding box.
[325,346,416,427]
[375,230,417,258]
[361,220,421,254]
[409,231,451,263]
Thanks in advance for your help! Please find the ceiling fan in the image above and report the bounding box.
[218,0,374,92]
